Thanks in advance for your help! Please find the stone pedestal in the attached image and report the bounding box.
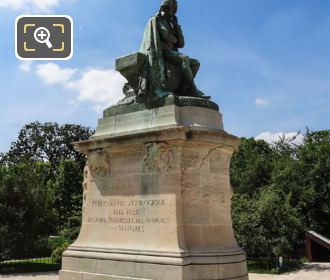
[60,97,249,280]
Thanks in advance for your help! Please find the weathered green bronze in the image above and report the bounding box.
[116,0,211,105]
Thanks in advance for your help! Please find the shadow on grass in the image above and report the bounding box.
[0,259,60,275]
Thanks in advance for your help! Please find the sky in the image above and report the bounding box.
[0,0,329,152]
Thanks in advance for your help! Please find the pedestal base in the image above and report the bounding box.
[60,102,248,280]
[61,250,248,280]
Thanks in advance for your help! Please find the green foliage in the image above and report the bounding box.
[59,215,82,242]
[0,122,93,262]
[50,160,83,236]
[230,138,274,196]
[48,236,71,264]
[231,130,330,264]
[253,187,301,259]
[232,188,301,260]
[1,121,94,170]
[48,236,69,251]
[297,130,330,236]
[271,130,330,236]
[51,241,69,264]
[0,162,53,261]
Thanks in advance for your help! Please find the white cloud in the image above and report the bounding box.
[34,63,126,111]
[0,0,59,13]
[36,63,77,85]
[255,98,269,106]
[93,104,105,113]
[66,69,126,111]
[256,132,303,144]
[19,61,33,72]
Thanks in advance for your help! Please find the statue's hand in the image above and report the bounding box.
[171,16,178,26]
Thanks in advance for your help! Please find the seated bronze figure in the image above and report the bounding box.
[116,0,210,105]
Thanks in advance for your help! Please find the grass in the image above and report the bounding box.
[248,258,303,274]
[0,257,60,274]
[0,257,304,275]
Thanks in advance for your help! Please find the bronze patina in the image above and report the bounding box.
[116,0,210,105]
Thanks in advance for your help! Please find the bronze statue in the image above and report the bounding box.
[116,0,210,105]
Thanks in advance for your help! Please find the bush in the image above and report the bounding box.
[51,242,69,264]
[48,236,68,251]
[232,187,302,261]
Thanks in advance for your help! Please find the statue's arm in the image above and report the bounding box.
[158,21,178,44]
[173,22,185,48]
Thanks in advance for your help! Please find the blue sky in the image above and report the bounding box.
[0,0,329,152]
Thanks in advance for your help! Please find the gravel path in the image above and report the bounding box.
[0,263,329,280]
[250,263,330,280]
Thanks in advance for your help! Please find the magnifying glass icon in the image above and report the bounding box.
[34,27,53,49]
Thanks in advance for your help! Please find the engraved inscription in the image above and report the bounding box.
[128,199,166,207]
[119,225,144,232]
[91,199,125,207]
[85,198,170,232]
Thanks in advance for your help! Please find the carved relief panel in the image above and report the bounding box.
[142,142,173,173]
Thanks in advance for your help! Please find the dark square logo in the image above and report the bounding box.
[16,15,73,60]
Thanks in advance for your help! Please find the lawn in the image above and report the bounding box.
[0,258,60,274]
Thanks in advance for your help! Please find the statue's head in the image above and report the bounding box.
[160,0,178,16]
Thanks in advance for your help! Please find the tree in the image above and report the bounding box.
[296,130,330,236]
[231,194,258,255]
[271,130,330,237]
[0,122,94,260]
[230,138,274,196]
[231,130,330,262]
[232,187,302,263]
[0,162,53,261]
[50,160,83,237]
[1,122,94,171]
